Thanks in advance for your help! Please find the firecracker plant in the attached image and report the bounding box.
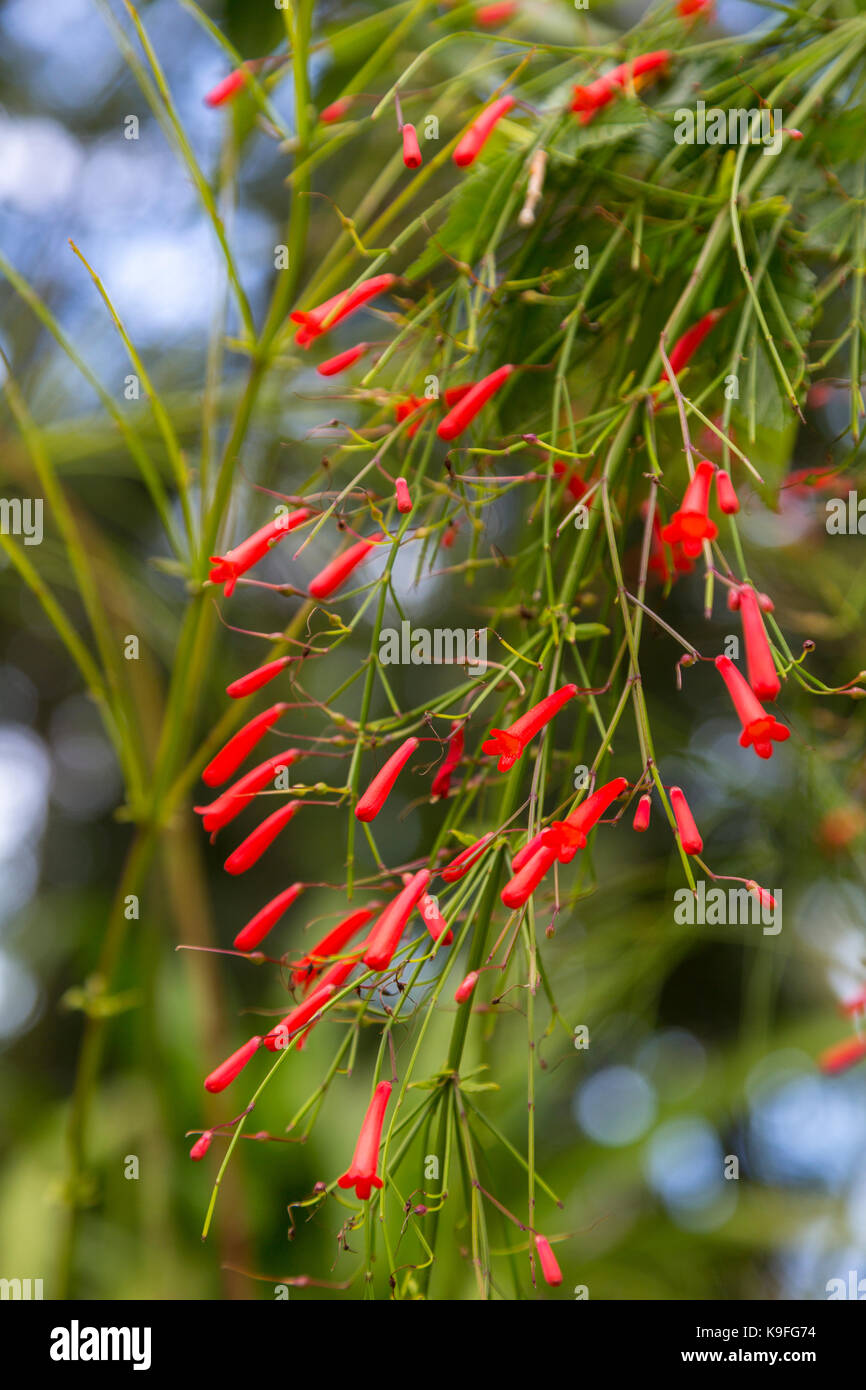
[4,0,866,1299]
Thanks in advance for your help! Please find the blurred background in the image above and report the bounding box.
[1,0,865,1301]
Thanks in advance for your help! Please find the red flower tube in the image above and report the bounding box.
[308,537,376,599]
[355,736,419,822]
[818,1035,866,1075]
[737,586,780,702]
[406,878,454,945]
[395,394,429,437]
[714,656,789,759]
[510,829,549,874]
[195,750,300,834]
[209,509,310,597]
[291,907,375,989]
[431,725,464,799]
[633,793,652,832]
[476,2,517,24]
[677,0,713,17]
[320,97,353,124]
[311,947,367,995]
[205,65,251,108]
[337,1080,392,1200]
[263,982,337,1053]
[395,477,413,514]
[223,800,302,875]
[226,655,291,699]
[745,880,777,913]
[501,844,557,909]
[660,461,718,558]
[644,499,694,583]
[363,870,431,972]
[317,343,368,377]
[437,364,514,441]
[189,1132,213,1161]
[293,951,367,1045]
[453,95,516,167]
[455,971,479,1003]
[291,274,397,345]
[666,308,724,378]
[546,775,629,863]
[482,682,578,772]
[670,786,702,855]
[571,50,670,124]
[440,832,496,883]
[202,703,289,788]
[204,1035,262,1093]
[715,469,739,515]
[535,1234,563,1287]
[402,123,422,168]
[234,882,304,952]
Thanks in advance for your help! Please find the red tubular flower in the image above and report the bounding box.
[571,50,670,124]
[337,1080,392,1200]
[546,775,629,862]
[202,703,289,788]
[535,1234,563,1287]
[483,683,578,773]
[308,537,376,599]
[644,501,693,584]
[736,586,780,701]
[223,800,302,875]
[633,793,652,832]
[437,364,514,441]
[320,97,353,124]
[745,880,777,912]
[291,274,397,346]
[476,2,516,24]
[715,655,789,759]
[189,1132,213,1160]
[226,655,291,699]
[293,950,368,1043]
[407,879,454,944]
[317,343,368,376]
[234,882,304,952]
[510,830,549,874]
[656,310,724,405]
[453,96,516,167]
[209,509,310,597]
[431,725,465,799]
[501,844,557,909]
[205,65,251,107]
[440,832,496,883]
[204,1035,262,1092]
[395,477,413,514]
[402,123,422,168]
[818,1035,866,1075]
[263,982,337,1053]
[395,394,431,437]
[455,971,479,1003]
[677,0,713,17]
[355,736,419,822]
[363,870,431,972]
[714,469,739,515]
[314,950,366,994]
[669,786,703,855]
[660,461,718,558]
[291,907,375,989]
[194,750,300,834]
